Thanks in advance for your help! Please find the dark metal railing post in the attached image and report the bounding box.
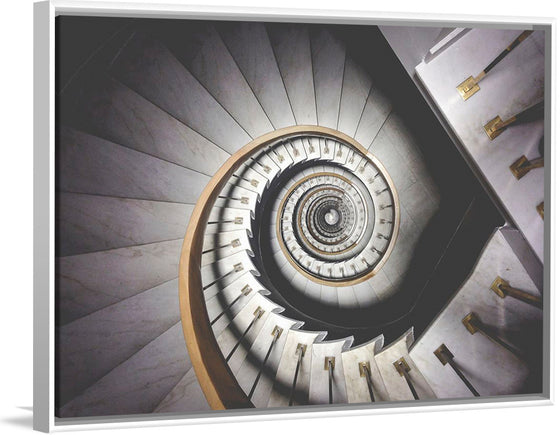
[462,312,524,360]
[248,326,283,399]
[457,30,534,100]
[210,284,252,325]
[225,307,264,362]
[325,357,335,404]
[393,357,419,400]
[434,344,480,396]
[359,361,376,402]
[288,343,306,406]
[490,276,543,309]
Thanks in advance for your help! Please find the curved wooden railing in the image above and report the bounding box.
[178,125,394,409]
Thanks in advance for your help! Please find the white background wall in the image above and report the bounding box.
[1,0,558,433]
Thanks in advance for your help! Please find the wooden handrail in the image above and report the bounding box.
[178,125,390,409]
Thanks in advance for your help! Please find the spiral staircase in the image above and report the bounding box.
[55,18,544,419]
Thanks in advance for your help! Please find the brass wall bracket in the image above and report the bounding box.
[240,284,252,296]
[510,155,544,179]
[324,356,335,370]
[231,238,241,248]
[433,344,454,366]
[483,115,505,140]
[253,307,265,319]
[490,276,508,298]
[462,312,480,335]
[233,262,244,272]
[537,202,544,219]
[296,343,307,357]
[457,76,480,100]
[393,357,411,376]
[271,325,283,339]
[358,361,371,377]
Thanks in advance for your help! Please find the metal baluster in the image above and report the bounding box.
[288,344,306,406]
[325,357,335,404]
[490,277,543,309]
[462,312,524,360]
[202,238,241,254]
[393,358,419,400]
[225,307,264,362]
[434,344,480,397]
[210,285,252,325]
[457,30,534,100]
[248,326,283,399]
[202,262,244,290]
[359,361,376,402]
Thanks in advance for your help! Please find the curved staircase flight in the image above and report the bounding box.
[55,19,543,418]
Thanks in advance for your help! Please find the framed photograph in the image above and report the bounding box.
[34,0,552,432]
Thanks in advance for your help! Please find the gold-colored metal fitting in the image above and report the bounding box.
[324,145,329,153]
[240,196,249,204]
[358,361,371,377]
[490,276,508,298]
[277,154,285,163]
[309,145,315,153]
[324,356,335,370]
[537,202,544,219]
[240,284,252,296]
[296,343,307,357]
[457,76,480,100]
[250,179,259,187]
[263,165,271,174]
[233,262,244,272]
[483,115,505,140]
[433,343,454,366]
[271,325,283,338]
[253,306,265,318]
[293,148,300,157]
[462,312,480,335]
[234,217,243,225]
[393,357,411,376]
[231,238,241,248]
[510,155,544,180]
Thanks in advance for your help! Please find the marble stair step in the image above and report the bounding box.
[218,21,296,129]
[338,57,373,138]
[201,229,253,267]
[235,313,304,407]
[59,126,209,203]
[310,27,346,130]
[341,335,390,403]
[57,279,182,410]
[267,23,317,126]
[308,337,354,405]
[267,329,327,407]
[200,250,258,293]
[57,192,192,256]
[206,276,268,337]
[110,32,251,154]
[374,328,436,401]
[64,75,230,176]
[205,207,253,235]
[153,367,211,414]
[214,183,259,215]
[162,22,273,139]
[56,239,182,325]
[59,322,190,418]
[215,292,282,374]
